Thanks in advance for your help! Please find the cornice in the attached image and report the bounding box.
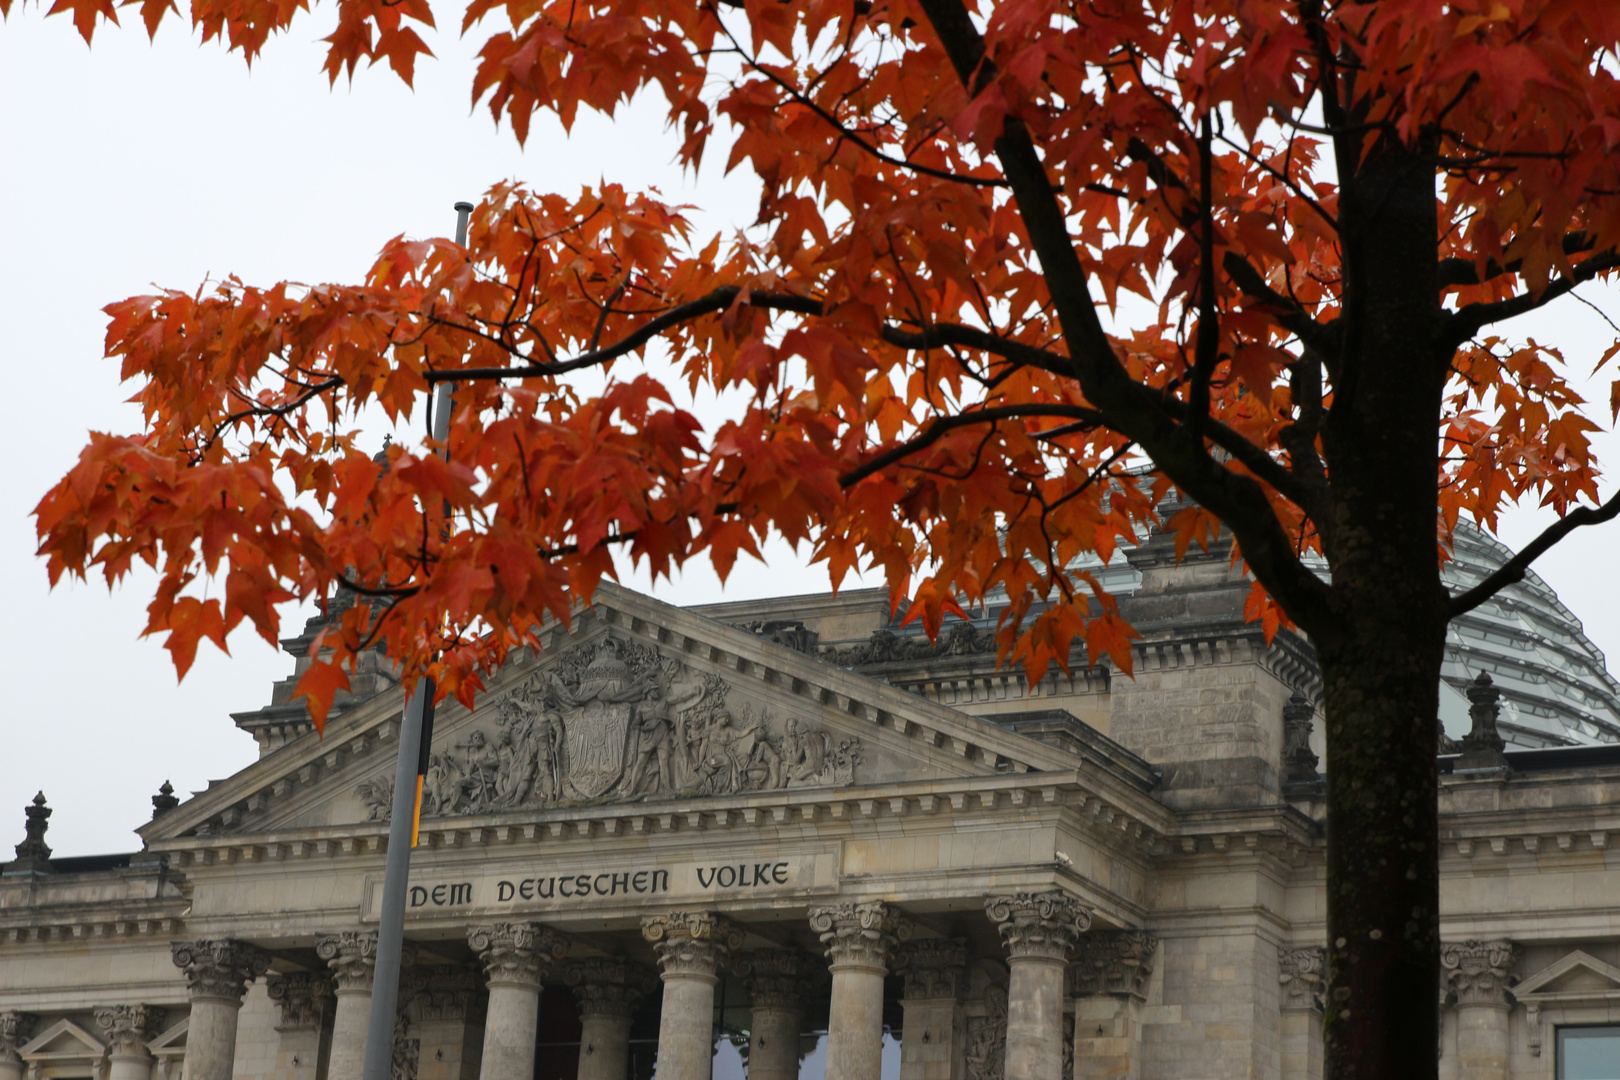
[146,770,1179,870]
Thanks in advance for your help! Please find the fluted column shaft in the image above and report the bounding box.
[95,1005,166,1080]
[742,951,811,1080]
[318,931,379,1080]
[643,912,743,1080]
[171,939,271,1080]
[895,940,967,1080]
[985,892,1091,1080]
[469,923,567,1080]
[269,972,336,1080]
[1444,941,1517,1080]
[811,902,909,1080]
[566,958,654,1080]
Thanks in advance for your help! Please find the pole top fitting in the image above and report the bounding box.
[454,201,474,212]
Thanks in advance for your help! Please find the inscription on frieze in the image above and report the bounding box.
[356,635,862,819]
[366,851,834,920]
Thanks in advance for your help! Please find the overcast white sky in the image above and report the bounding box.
[2,6,1618,856]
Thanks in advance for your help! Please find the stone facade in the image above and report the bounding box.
[4,539,1620,1080]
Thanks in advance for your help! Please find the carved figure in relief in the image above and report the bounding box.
[964,986,1008,1080]
[355,634,863,821]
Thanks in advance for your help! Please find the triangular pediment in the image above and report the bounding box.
[1516,950,1620,1001]
[141,583,1092,842]
[147,1018,188,1051]
[20,1018,104,1056]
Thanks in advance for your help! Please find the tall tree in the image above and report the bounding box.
[24,0,1620,1074]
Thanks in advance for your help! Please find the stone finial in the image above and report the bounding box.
[894,939,969,1001]
[267,972,335,1032]
[93,1004,167,1056]
[809,901,913,973]
[1281,694,1321,784]
[1069,930,1157,998]
[1457,672,1510,771]
[0,1012,38,1065]
[403,966,484,1023]
[151,781,180,820]
[984,891,1092,963]
[737,949,814,1011]
[562,957,657,1020]
[467,923,568,989]
[1278,947,1325,1012]
[317,931,383,994]
[7,792,53,874]
[171,939,272,1003]
[1442,940,1519,1007]
[641,912,744,980]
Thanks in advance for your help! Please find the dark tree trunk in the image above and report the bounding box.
[1316,138,1448,1080]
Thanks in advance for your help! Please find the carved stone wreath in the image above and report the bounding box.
[358,634,862,820]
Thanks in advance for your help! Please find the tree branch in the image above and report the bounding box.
[1444,252,1620,348]
[1221,251,1341,358]
[1448,491,1620,617]
[837,404,1105,487]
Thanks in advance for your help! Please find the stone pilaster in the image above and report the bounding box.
[1278,947,1324,1080]
[94,1004,167,1080]
[0,1012,38,1080]
[1069,931,1155,1080]
[741,951,813,1080]
[564,958,655,1080]
[1443,940,1517,1080]
[171,939,272,1080]
[468,923,567,1080]
[268,972,334,1080]
[404,966,484,1080]
[811,901,911,1080]
[643,912,743,1080]
[895,939,967,1080]
[318,930,379,1080]
[985,892,1091,1080]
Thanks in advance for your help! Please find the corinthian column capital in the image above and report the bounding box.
[1278,947,1326,1013]
[267,972,336,1032]
[809,901,912,974]
[1442,940,1519,1008]
[171,940,272,1004]
[1069,930,1157,998]
[642,912,744,981]
[984,891,1092,963]
[0,1012,38,1065]
[894,939,968,1001]
[563,957,657,1020]
[93,1004,166,1057]
[468,923,569,989]
[316,931,379,994]
[738,949,814,1011]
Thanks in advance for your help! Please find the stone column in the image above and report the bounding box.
[404,966,485,1080]
[0,1012,38,1080]
[564,958,656,1080]
[740,951,812,1080]
[171,939,272,1080]
[93,1005,167,1080]
[642,912,744,1080]
[317,930,380,1080]
[468,923,568,1080]
[984,892,1090,1080]
[1069,932,1156,1080]
[1277,948,1324,1080]
[268,972,335,1080]
[810,901,911,1080]
[894,939,967,1080]
[1442,940,1518,1080]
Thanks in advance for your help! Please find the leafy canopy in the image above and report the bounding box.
[25,0,1620,725]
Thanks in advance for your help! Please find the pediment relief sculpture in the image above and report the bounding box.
[358,634,862,820]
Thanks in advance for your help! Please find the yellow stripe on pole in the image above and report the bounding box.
[410,774,425,848]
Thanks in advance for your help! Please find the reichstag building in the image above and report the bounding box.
[3,524,1619,1080]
